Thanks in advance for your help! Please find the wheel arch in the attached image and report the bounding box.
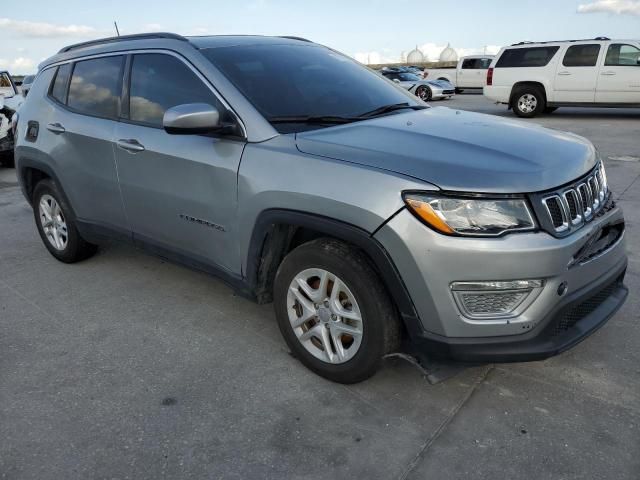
[509,81,548,108]
[246,209,418,326]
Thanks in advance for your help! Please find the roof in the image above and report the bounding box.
[187,35,312,49]
[39,33,315,70]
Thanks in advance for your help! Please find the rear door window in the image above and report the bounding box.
[67,55,124,119]
[562,44,600,67]
[50,63,72,104]
[496,47,560,67]
[127,53,223,128]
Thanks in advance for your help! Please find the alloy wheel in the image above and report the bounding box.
[517,94,538,114]
[39,194,68,251]
[287,268,363,364]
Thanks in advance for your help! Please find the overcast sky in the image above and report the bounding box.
[1,0,639,74]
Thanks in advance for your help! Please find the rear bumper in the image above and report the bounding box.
[410,257,627,362]
[483,85,510,103]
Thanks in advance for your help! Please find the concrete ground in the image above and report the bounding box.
[1,96,638,479]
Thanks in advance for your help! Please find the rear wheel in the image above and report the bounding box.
[415,85,432,101]
[274,238,401,383]
[512,86,546,118]
[33,179,97,263]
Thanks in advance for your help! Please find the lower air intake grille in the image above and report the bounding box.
[553,279,619,336]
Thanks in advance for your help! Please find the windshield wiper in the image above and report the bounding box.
[357,102,427,118]
[267,115,360,125]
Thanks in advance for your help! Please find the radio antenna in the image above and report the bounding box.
[114,21,120,37]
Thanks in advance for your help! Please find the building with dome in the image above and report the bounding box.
[406,46,425,64]
[439,43,458,62]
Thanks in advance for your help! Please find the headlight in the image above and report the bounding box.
[403,192,536,236]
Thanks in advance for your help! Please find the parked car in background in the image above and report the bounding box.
[15,34,627,383]
[0,71,23,167]
[423,55,494,91]
[20,75,36,97]
[381,68,455,101]
[484,37,640,117]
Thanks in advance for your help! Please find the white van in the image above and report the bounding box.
[484,38,640,117]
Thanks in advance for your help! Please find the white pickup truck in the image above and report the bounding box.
[422,55,494,91]
[484,38,640,117]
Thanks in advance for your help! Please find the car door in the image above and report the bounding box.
[114,52,245,273]
[458,58,476,88]
[596,43,640,103]
[44,56,129,232]
[554,44,602,102]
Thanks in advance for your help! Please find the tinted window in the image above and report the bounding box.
[605,44,640,66]
[129,54,222,127]
[202,44,414,133]
[496,47,560,67]
[68,56,123,119]
[478,58,493,69]
[50,63,72,104]
[462,58,478,69]
[562,44,600,67]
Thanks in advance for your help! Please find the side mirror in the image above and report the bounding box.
[393,78,401,83]
[163,103,222,135]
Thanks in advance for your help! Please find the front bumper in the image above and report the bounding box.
[374,202,628,362]
[411,257,627,362]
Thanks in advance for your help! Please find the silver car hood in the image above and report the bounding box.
[295,107,597,193]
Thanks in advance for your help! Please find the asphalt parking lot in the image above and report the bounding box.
[1,95,639,479]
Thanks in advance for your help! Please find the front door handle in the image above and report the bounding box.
[116,139,145,153]
[46,123,65,134]
[600,71,616,76]
[557,71,572,76]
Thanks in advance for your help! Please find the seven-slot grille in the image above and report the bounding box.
[540,163,608,234]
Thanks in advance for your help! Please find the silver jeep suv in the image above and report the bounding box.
[15,34,628,383]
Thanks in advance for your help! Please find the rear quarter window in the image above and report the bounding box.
[49,63,72,104]
[495,47,560,68]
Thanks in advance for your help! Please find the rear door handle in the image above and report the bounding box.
[46,123,65,134]
[601,71,616,76]
[557,71,572,76]
[116,139,145,153]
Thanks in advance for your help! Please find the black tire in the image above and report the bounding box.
[544,107,558,114]
[274,238,401,384]
[511,86,546,118]
[415,85,432,101]
[32,179,97,263]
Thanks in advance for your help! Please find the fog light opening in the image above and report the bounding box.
[450,279,545,320]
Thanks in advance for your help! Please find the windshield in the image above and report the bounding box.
[201,44,417,133]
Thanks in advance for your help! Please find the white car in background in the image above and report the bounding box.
[380,68,455,101]
[422,55,494,91]
[0,71,24,167]
[484,37,640,117]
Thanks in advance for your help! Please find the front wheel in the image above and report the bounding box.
[273,238,401,383]
[415,85,432,101]
[512,86,546,118]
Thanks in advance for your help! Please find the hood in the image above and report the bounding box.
[295,107,597,193]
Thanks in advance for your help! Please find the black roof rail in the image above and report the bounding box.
[511,36,610,46]
[58,32,188,53]
[278,36,312,43]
